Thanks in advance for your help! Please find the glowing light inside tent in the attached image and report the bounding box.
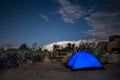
[67,51,103,70]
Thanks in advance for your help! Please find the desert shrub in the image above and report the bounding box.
[0,51,19,69]
[78,42,96,52]
[92,48,108,64]
[0,51,8,69]
[32,50,46,62]
[0,49,47,70]
[92,48,102,58]
[22,50,33,60]
[99,54,108,64]
[14,50,32,67]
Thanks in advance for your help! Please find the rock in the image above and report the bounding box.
[109,35,120,41]
[96,34,120,63]
[96,41,108,52]
[107,41,120,54]
[96,35,120,54]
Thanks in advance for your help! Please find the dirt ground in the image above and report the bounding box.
[0,61,120,80]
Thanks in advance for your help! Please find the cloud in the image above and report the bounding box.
[39,14,50,22]
[58,0,86,23]
[84,0,120,41]
[57,0,120,41]
[85,12,120,41]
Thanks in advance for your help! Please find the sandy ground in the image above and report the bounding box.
[0,61,120,80]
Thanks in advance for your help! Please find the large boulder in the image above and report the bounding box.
[107,41,120,54]
[96,35,120,54]
[108,35,120,54]
[109,35,120,41]
[96,41,108,52]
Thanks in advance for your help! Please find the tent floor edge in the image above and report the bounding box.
[71,67,105,71]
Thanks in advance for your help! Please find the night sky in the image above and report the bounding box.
[0,0,120,47]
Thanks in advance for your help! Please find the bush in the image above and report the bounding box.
[92,48,108,64]
[0,49,47,70]
[0,51,19,69]
[99,55,108,64]
[32,50,46,62]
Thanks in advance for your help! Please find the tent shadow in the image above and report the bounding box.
[65,65,105,71]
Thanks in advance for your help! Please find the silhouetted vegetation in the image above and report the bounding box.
[19,43,29,50]
[0,44,47,70]
[53,44,60,52]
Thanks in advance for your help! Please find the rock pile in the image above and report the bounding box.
[96,34,120,54]
[96,34,120,63]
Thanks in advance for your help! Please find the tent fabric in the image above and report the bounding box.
[67,51,103,70]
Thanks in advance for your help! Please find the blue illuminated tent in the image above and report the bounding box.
[67,51,103,70]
